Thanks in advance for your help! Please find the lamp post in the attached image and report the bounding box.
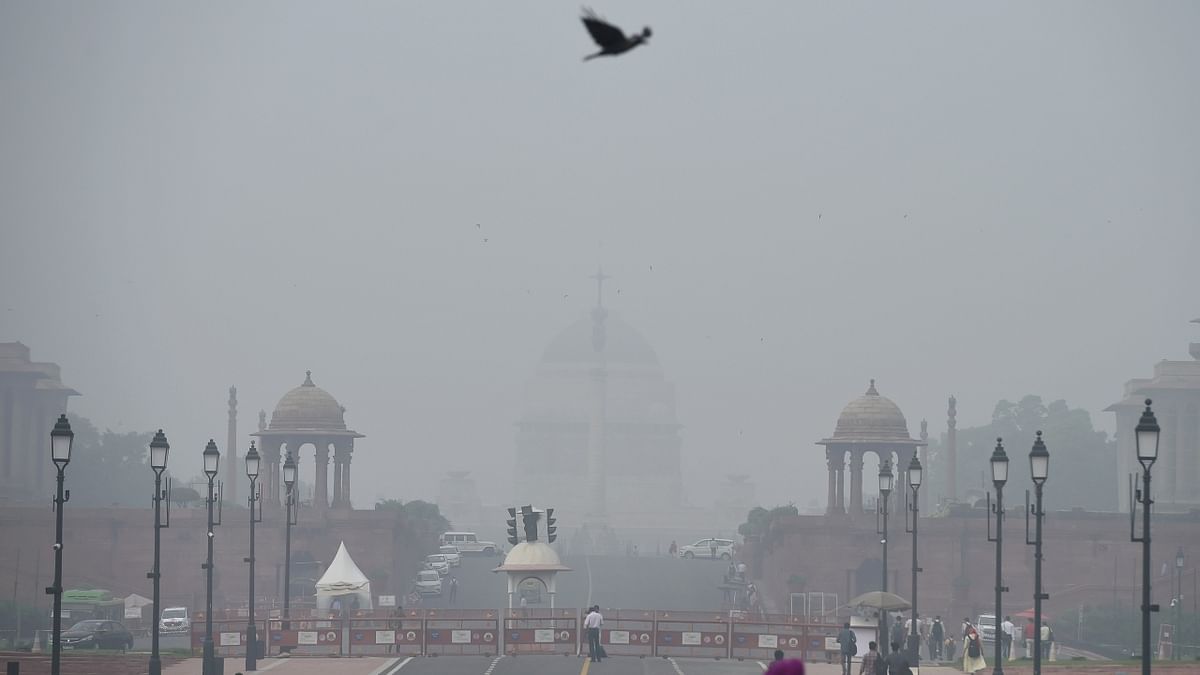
[1025,431,1050,675]
[1176,546,1185,661]
[244,442,262,671]
[282,451,297,631]
[1129,399,1159,675]
[986,438,1009,675]
[46,415,73,675]
[201,440,221,675]
[148,430,171,675]
[877,459,894,656]
[905,454,922,665]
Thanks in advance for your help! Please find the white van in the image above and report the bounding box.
[439,531,498,556]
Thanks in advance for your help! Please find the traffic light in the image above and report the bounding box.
[506,506,519,546]
[520,505,538,542]
[545,508,557,543]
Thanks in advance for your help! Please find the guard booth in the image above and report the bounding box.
[424,609,499,656]
[505,608,578,655]
[654,610,729,659]
[597,609,655,657]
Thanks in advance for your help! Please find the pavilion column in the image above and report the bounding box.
[315,442,329,510]
[332,457,343,506]
[1177,402,1193,502]
[826,451,838,515]
[342,453,352,507]
[835,451,846,514]
[849,450,864,516]
[262,440,281,506]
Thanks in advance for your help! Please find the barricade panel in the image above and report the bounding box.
[597,609,655,657]
[265,618,342,656]
[424,608,499,656]
[505,608,579,656]
[730,614,809,660]
[346,614,424,656]
[654,611,730,659]
[189,619,267,658]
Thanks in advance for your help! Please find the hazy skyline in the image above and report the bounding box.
[3,2,1198,512]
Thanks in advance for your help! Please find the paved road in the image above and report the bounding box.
[420,553,729,611]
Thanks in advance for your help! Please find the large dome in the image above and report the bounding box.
[269,371,347,431]
[831,380,912,442]
[541,312,659,365]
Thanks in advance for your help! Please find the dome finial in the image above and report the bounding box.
[303,370,314,386]
[867,379,878,395]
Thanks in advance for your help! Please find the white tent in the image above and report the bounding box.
[315,541,372,612]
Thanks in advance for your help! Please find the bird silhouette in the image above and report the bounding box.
[581,8,651,61]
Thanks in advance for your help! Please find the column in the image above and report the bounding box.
[1165,407,1178,506]
[835,450,846,514]
[826,449,837,515]
[332,459,343,506]
[1178,402,1195,503]
[315,441,329,510]
[849,450,864,516]
[342,453,352,507]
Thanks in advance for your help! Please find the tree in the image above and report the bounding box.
[63,416,155,507]
[375,499,451,537]
[738,504,799,538]
[929,395,1116,511]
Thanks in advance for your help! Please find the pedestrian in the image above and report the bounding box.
[962,623,986,673]
[943,637,956,662]
[584,605,604,662]
[859,640,880,675]
[890,616,905,651]
[1000,615,1014,660]
[836,621,857,675]
[929,616,944,661]
[774,648,785,662]
[448,576,458,605]
[710,539,718,559]
[668,540,678,557]
[961,617,971,638]
[883,641,911,675]
[1040,621,1052,660]
[765,657,807,675]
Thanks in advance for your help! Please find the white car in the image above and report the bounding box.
[415,569,442,596]
[425,554,450,576]
[159,607,190,633]
[439,531,499,556]
[439,545,462,567]
[679,538,735,560]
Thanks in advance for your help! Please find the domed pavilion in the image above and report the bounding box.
[253,371,363,510]
[817,380,924,516]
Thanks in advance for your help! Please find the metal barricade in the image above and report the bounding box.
[654,610,730,659]
[504,608,578,656]
[346,610,424,657]
[424,609,499,656]
[265,617,342,656]
[730,613,809,661]
[190,619,266,659]
[597,609,655,657]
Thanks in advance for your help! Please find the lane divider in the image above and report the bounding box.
[382,656,413,675]
[667,656,687,675]
[483,654,505,675]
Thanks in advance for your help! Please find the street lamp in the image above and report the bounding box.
[46,414,73,675]
[244,442,263,671]
[904,454,922,664]
[1025,431,1050,675]
[148,430,171,675]
[877,458,894,656]
[1129,399,1159,675]
[1176,546,1185,660]
[987,438,1009,675]
[282,451,298,632]
[201,440,222,675]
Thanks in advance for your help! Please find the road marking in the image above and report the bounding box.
[483,655,504,675]
[365,656,408,675]
[579,657,591,675]
[757,660,768,671]
[667,656,686,675]
[252,660,290,673]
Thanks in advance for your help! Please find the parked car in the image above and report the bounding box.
[439,545,462,567]
[977,613,997,643]
[424,554,450,576]
[159,607,190,634]
[414,570,442,596]
[59,620,134,650]
[678,538,735,560]
[439,531,498,556]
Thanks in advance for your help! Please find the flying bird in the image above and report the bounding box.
[580,8,652,61]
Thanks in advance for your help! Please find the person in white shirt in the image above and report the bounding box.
[1000,616,1015,659]
[584,605,604,662]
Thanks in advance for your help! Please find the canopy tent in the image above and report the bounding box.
[847,591,912,611]
[123,593,152,620]
[315,541,372,612]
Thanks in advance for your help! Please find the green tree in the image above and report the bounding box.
[375,499,451,537]
[930,396,1116,511]
[64,416,155,507]
[737,504,799,538]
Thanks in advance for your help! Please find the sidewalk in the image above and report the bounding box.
[162,656,405,675]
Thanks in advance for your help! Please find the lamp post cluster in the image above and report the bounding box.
[38,414,301,675]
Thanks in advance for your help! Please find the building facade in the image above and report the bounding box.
[0,342,78,503]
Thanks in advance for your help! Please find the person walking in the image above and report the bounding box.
[962,623,986,673]
[668,540,677,557]
[710,539,719,560]
[774,648,785,662]
[929,616,944,661]
[836,621,857,675]
[1000,615,1014,660]
[1040,621,1052,660]
[883,641,911,675]
[890,616,905,652]
[584,605,604,662]
[447,576,458,605]
[859,641,881,675]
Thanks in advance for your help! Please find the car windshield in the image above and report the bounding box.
[440,546,458,554]
[162,609,187,619]
[418,571,439,581]
[427,555,445,562]
[70,620,106,631]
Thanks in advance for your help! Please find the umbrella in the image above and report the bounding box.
[847,591,912,611]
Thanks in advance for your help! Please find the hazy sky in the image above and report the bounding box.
[3,2,1198,511]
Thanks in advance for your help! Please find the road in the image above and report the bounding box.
[420,553,731,611]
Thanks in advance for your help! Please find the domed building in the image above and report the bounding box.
[817,380,924,516]
[514,301,682,527]
[253,371,363,510]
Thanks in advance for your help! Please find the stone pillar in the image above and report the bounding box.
[919,420,929,512]
[1164,407,1178,506]
[332,459,343,506]
[586,363,608,521]
[342,452,352,507]
[225,387,238,505]
[835,450,846,514]
[849,450,864,516]
[826,450,838,515]
[1177,402,1194,503]
[946,396,958,502]
[315,441,329,510]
